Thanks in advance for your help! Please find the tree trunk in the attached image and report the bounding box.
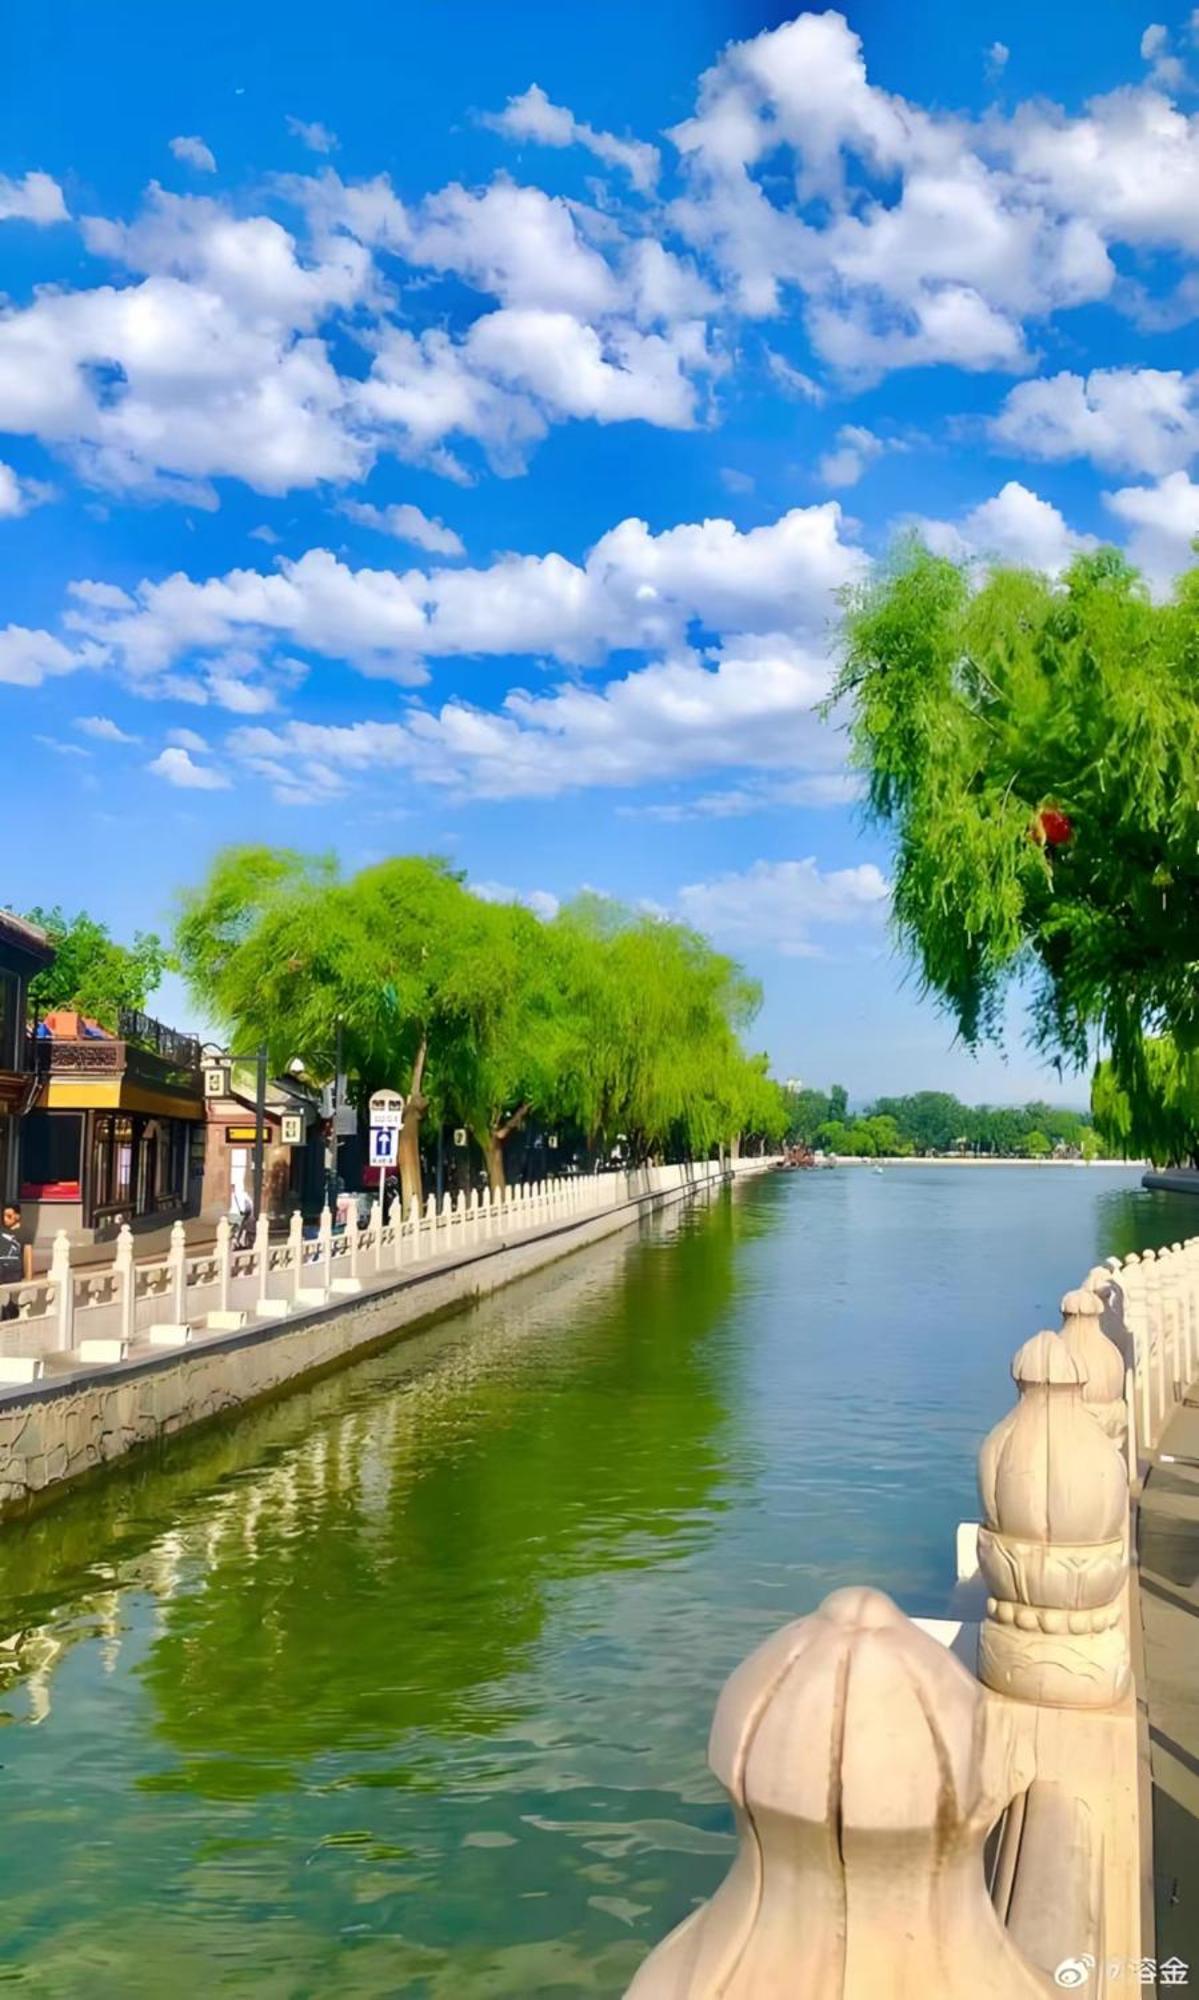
[482,1132,506,1193]
[476,1101,531,1194]
[398,1038,429,1209]
[730,1132,742,1161]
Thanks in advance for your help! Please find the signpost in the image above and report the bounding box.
[368,1090,405,1183]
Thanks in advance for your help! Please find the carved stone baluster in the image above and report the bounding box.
[627,1587,1044,1999]
[977,1333,1130,1708]
[1059,1289,1125,1441]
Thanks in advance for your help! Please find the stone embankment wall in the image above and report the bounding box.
[0,1159,776,1518]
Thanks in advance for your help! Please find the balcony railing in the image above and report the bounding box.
[117,1010,202,1069]
[31,1036,202,1096]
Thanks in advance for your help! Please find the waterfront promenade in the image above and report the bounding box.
[0,1157,776,1514]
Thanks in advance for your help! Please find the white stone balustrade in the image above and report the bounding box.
[0,1158,773,1373]
[627,1587,1049,2000]
[977,1331,1130,1708]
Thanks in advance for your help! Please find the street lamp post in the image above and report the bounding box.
[252,1041,268,1218]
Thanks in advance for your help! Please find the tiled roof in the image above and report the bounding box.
[0,909,55,966]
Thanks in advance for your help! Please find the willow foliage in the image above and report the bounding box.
[833,544,1199,1142]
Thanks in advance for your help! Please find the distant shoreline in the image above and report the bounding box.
[819,1154,1144,1169]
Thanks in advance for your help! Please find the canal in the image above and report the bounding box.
[0,1165,1188,1996]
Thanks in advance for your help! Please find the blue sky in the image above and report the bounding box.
[2,0,1197,1103]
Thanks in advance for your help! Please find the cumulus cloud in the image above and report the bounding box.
[0,627,88,687]
[1104,470,1199,587]
[62,502,863,687]
[913,480,1096,575]
[222,626,849,806]
[677,857,890,957]
[0,187,373,500]
[484,83,660,192]
[286,116,339,154]
[470,878,561,920]
[0,460,52,517]
[817,424,888,488]
[147,745,230,789]
[75,715,140,744]
[169,135,217,173]
[0,170,69,224]
[337,499,465,555]
[991,367,1199,476]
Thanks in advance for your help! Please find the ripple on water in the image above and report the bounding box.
[0,1163,1170,1996]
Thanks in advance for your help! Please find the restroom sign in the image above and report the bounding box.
[368,1089,405,1131]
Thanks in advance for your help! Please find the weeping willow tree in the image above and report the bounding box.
[831,544,1199,1159]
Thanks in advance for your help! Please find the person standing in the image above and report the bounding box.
[0,1200,32,1321]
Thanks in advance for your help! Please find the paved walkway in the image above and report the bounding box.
[1138,1393,1199,1978]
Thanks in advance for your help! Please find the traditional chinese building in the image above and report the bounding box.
[199,1060,325,1221]
[0,909,55,1204]
[20,1008,206,1243]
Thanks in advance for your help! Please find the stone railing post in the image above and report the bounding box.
[114,1224,136,1346]
[216,1214,232,1316]
[409,1195,421,1264]
[1065,1280,1136,1481]
[288,1209,304,1302]
[51,1229,74,1352]
[1113,1253,1154,1452]
[318,1204,333,1293]
[169,1219,187,1328]
[627,1587,1044,1999]
[1059,1288,1125,1441]
[977,1332,1130,1708]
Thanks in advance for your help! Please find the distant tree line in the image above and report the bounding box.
[781,1086,1101,1160]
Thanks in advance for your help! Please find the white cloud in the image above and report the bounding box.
[817,424,886,488]
[469,878,560,920]
[987,42,1010,77]
[223,627,849,806]
[338,499,465,555]
[991,367,1199,475]
[0,460,52,517]
[0,187,374,500]
[63,502,863,686]
[167,726,210,752]
[75,714,140,743]
[914,480,1096,576]
[0,171,69,225]
[1139,22,1187,89]
[147,745,229,789]
[1104,470,1199,586]
[677,857,890,957]
[286,116,339,155]
[169,135,217,173]
[0,627,87,687]
[484,83,660,192]
[764,349,825,403]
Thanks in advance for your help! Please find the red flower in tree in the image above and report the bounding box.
[1031,806,1074,849]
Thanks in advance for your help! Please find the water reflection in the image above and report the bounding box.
[0,1166,1169,1997]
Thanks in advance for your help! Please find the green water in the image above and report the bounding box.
[0,1165,1188,1996]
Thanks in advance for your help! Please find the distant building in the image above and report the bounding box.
[199,1058,325,1221]
[20,1008,206,1242]
[0,909,55,1203]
